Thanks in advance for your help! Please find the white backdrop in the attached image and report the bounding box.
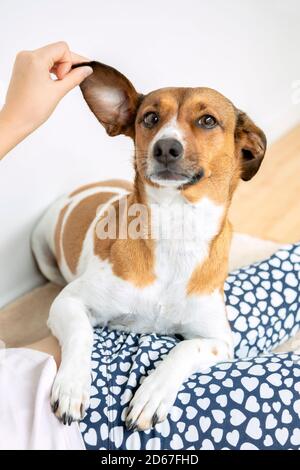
[0,0,300,306]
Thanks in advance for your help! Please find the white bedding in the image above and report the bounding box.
[0,348,84,450]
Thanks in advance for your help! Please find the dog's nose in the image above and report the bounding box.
[153,138,183,164]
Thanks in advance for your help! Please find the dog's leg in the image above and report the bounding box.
[47,280,94,424]
[126,336,232,431]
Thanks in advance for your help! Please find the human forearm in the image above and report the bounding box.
[0,42,92,161]
[0,108,31,159]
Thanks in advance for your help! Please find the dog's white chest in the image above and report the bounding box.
[82,191,224,335]
[87,244,201,334]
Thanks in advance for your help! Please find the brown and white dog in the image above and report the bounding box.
[32,61,266,430]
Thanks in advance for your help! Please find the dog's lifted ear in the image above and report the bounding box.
[73,61,142,138]
[235,110,267,181]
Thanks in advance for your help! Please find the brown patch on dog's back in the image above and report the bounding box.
[55,203,70,266]
[70,179,133,197]
[63,192,115,274]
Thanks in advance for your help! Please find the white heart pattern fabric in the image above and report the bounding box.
[80,243,300,450]
[225,243,300,358]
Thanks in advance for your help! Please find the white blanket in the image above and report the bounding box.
[0,348,84,450]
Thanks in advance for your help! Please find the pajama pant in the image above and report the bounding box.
[80,243,300,450]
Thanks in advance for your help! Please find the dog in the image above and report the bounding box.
[32,61,266,430]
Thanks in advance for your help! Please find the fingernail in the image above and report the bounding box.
[81,66,93,78]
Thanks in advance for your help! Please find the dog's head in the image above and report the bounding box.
[78,61,266,200]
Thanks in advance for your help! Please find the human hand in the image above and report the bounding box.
[0,41,92,139]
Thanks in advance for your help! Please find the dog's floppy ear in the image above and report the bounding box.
[235,110,267,181]
[74,61,142,138]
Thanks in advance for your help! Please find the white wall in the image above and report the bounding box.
[0,0,300,307]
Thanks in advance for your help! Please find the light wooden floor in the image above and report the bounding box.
[229,124,300,244]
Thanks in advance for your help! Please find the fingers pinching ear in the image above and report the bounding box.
[57,65,93,95]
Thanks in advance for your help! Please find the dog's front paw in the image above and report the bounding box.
[50,366,91,425]
[125,368,180,431]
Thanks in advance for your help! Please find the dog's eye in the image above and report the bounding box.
[196,114,218,129]
[142,112,159,129]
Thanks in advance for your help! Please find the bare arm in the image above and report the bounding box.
[0,41,92,160]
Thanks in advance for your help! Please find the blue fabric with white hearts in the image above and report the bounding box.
[80,242,300,450]
[226,242,300,358]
